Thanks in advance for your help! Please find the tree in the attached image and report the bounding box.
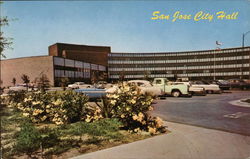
[0,16,13,58]
[12,77,16,86]
[59,77,69,91]
[143,71,151,81]
[0,3,13,89]
[119,71,125,82]
[91,71,98,84]
[21,74,30,86]
[35,74,50,92]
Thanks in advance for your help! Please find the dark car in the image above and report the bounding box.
[228,79,250,90]
[211,80,231,91]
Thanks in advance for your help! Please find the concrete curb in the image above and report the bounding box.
[229,98,250,108]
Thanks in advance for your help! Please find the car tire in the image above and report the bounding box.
[171,90,181,97]
[207,90,213,94]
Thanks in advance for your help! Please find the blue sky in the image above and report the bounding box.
[1,0,250,59]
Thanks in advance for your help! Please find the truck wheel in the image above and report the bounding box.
[171,91,180,97]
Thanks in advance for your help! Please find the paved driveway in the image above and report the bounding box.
[152,91,250,136]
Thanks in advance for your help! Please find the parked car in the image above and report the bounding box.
[211,80,231,91]
[173,82,206,96]
[228,79,250,90]
[127,80,164,97]
[68,82,93,89]
[191,81,221,94]
[75,88,106,99]
[152,78,192,97]
[9,84,28,92]
[106,80,164,97]
[96,81,113,89]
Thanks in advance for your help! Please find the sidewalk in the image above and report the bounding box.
[72,122,250,159]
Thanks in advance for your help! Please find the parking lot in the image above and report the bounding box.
[152,91,250,136]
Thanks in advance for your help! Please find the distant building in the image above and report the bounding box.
[1,43,250,88]
[1,43,110,87]
[108,47,250,81]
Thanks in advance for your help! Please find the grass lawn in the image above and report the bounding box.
[1,104,153,159]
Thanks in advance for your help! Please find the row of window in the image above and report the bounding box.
[108,56,250,64]
[109,47,250,57]
[109,71,250,79]
[109,63,250,72]
[54,57,106,71]
[55,69,91,78]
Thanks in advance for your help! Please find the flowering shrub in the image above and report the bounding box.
[97,83,166,135]
[10,91,89,125]
[5,90,26,106]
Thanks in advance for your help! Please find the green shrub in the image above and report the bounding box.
[14,122,41,157]
[64,118,123,139]
[6,90,26,106]
[39,127,60,149]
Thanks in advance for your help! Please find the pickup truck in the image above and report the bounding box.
[152,78,192,97]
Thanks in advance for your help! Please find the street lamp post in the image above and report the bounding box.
[242,31,250,79]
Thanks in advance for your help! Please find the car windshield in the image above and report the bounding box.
[76,82,85,85]
[155,80,162,84]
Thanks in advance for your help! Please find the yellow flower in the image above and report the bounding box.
[110,100,116,105]
[46,105,51,108]
[148,106,154,111]
[137,112,144,122]
[32,101,42,105]
[148,127,156,135]
[55,121,64,125]
[131,99,136,104]
[134,128,140,133]
[155,117,163,128]
[121,114,125,118]
[126,107,130,111]
[53,99,63,106]
[24,98,28,102]
[23,113,29,117]
[113,94,119,99]
[41,116,47,121]
[123,86,130,92]
[132,114,138,121]
[85,115,92,123]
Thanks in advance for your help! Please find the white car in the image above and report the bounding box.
[173,82,206,96]
[128,80,164,97]
[9,84,28,92]
[191,81,221,94]
[68,82,93,89]
[106,80,163,97]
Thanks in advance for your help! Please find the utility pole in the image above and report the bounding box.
[242,31,250,79]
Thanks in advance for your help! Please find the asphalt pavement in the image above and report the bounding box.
[152,91,250,136]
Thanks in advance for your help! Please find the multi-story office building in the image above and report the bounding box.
[1,43,250,88]
[108,47,250,81]
[1,43,109,87]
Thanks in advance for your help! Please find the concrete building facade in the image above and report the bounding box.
[108,47,250,81]
[1,43,250,88]
[1,43,109,87]
[1,56,54,87]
